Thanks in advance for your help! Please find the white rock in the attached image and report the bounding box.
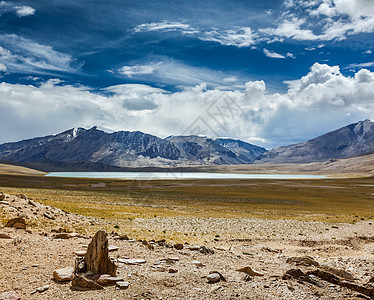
[207,273,221,283]
[117,258,146,265]
[53,267,74,282]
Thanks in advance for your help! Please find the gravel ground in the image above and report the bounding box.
[1,193,374,299]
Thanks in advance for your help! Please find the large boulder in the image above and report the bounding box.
[84,230,117,276]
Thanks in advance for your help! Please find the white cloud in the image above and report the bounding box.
[134,21,198,34]
[267,0,374,42]
[348,62,374,69]
[15,5,35,17]
[364,50,372,54]
[134,21,257,48]
[0,34,78,74]
[0,2,35,17]
[118,63,162,77]
[116,58,247,89]
[201,27,257,47]
[263,48,286,59]
[2,63,374,148]
[0,62,6,72]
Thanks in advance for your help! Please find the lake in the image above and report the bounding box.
[45,172,326,180]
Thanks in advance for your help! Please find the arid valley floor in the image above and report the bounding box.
[0,162,374,299]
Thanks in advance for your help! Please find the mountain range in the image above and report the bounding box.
[0,120,373,171]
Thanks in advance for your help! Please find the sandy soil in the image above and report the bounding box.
[1,193,374,299]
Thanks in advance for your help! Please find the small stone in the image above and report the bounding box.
[236,266,264,277]
[28,199,37,207]
[52,233,72,239]
[116,281,130,290]
[0,233,12,239]
[53,267,74,282]
[286,256,319,266]
[174,243,184,250]
[168,268,178,273]
[166,257,180,262]
[96,274,124,286]
[44,212,54,220]
[5,217,26,229]
[71,275,104,290]
[200,246,214,255]
[117,258,146,265]
[36,285,49,293]
[189,245,200,250]
[207,273,221,283]
[108,245,119,252]
[0,194,5,201]
[191,261,204,267]
[369,276,374,283]
[119,234,129,240]
[19,194,27,200]
[0,201,9,205]
[0,291,20,300]
[75,250,86,256]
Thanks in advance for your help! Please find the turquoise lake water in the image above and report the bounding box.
[45,172,326,180]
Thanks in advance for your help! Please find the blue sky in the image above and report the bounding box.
[1,0,374,148]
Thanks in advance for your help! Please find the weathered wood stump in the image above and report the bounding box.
[84,230,117,276]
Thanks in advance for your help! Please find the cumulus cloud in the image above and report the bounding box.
[1,63,374,148]
[0,2,35,17]
[263,49,286,59]
[265,0,374,42]
[0,34,79,74]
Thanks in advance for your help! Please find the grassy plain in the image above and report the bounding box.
[1,172,374,225]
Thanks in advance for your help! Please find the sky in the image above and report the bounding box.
[1,0,374,148]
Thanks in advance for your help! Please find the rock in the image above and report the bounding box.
[44,212,54,220]
[18,194,27,200]
[319,265,355,281]
[286,256,319,266]
[200,246,214,255]
[189,245,200,250]
[0,233,12,239]
[96,274,124,286]
[71,275,104,290]
[116,281,130,290]
[0,291,20,300]
[85,230,117,276]
[75,250,86,256]
[119,234,129,240]
[108,245,119,252]
[174,243,184,250]
[166,257,179,262]
[0,201,9,205]
[236,266,264,277]
[282,269,318,285]
[5,217,26,229]
[308,269,374,297]
[168,268,178,273]
[369,276,374,284]
[77,257,87,272]
[52,233,72,239]
[0,194,5,201]
[207,273,221,283]
[28,199,37,207]
[191,260,204,267]
[117,258,146,265]
[53,267,74,282]
[36,285,49,293]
